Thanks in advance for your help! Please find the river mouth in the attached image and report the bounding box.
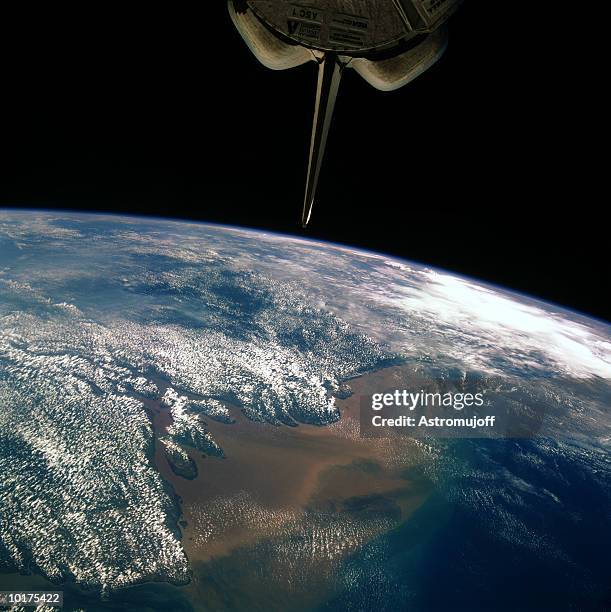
[0,366,434,611]
[146,365,434,611]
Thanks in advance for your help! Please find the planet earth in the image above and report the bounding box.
[0,210,609,611]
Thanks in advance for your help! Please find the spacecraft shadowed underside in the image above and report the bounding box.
[229,0,462,226]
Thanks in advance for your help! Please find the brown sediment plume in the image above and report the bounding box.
[140,365,435,610]
[146,365,433,567]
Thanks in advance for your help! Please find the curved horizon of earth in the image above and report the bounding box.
[0,210,609,611]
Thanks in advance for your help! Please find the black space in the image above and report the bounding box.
[1,4,606,320]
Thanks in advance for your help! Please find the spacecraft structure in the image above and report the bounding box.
[229,0,461,226]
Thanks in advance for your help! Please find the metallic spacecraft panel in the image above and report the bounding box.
[413,0,460,27]
[228,0,463,225]
[246,0,410,53]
